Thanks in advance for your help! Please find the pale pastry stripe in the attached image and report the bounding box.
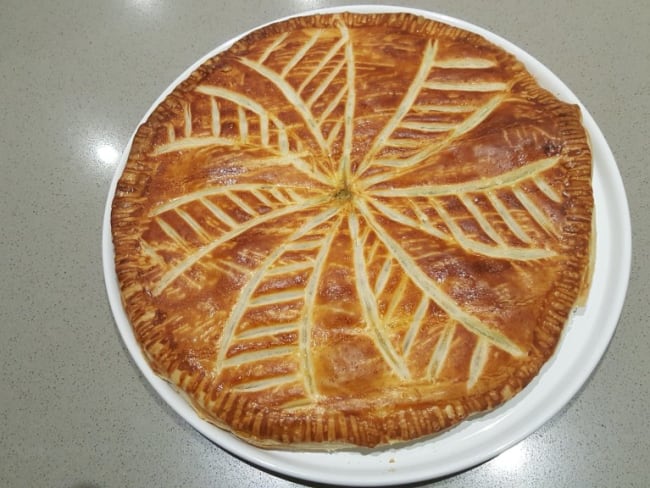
[383,273,409,325]
[365,237,381,264]
[399,121,457,132]
[338,21,356,186]
[249,289,305,307]
[210,97,221,137]
[369,198,448,240]
[467,337,490,389]
[459,193,508,247]
[200,197,239,228]
[150,183,320,217]
[222,346,295,367]
[269,187,289,203]
[298,35,349,94]
[174,207,213,242]
[359,94,506,184]
[373,256,393,296]
[423,80,508,92]
[251,188,274,207]
[237,56,329,153]
[285,240,323,251]
[257,32,289,64]
[486,191,533,244]
[402,294,430,356]
[283,188,304,203]
[367,156,560,197]
[429,198,554,260]
[166,123,175,142]
[182,102,192,138]
[348,211,410,379]
[411,103,477,113]
[513,186,560,237]
[382,138,431,149]
[534,175,563,203]
[434,57,496,68]
[265,261,314,276]
[237,106,249,143]
[224,190,256,216]
[355,40,439,177]
[155,217,188,250]
[213,204,341,374]
[427,322,456,379]
[326,119,343,148]
[306,57,347,108]
[299,214,344,396]
[318,83,348,127]
[280,31,322,77]
[152,135,238,156]
[153,196,330,296]
[236,322,299,340]
[231,374,301,393]
[408,199,450,239]
[356,198,525,358]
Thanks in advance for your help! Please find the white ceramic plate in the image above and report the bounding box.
[103,5,631,486]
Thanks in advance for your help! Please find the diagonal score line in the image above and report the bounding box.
[210,97,221,137]
[467,337,490,389]
[152,195,331,296]
[318,83,347,127]
[348,211,411,380]
[299,213,344,396]
[353,40,438,179]
[236,56,329,154]
[355,198,525,358]
[213,204,342,376]
[402,294,429,356]
[281,30,322,77]
[365,155,561,259]
[298,33,349,94]
[369,197,448,240]
[197,86,273,148]
[459,193,507,247]
[152,136,237,156]
[306,57,346,108]
[182,102,192,137]
[427,321,456,379]
[359,93,507,188]
[369,195,555,261]
[195,85,333,185]
[337,21,355,186]
[222,346,295,368]
[149,182,326,217]
[258,32,289,64]
[155,151,332,188]
[231,374,301,393]
[196,85,272,132]
[513,187,560,238]
[367,156,561,198]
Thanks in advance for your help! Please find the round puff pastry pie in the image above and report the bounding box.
[111,12,593,449]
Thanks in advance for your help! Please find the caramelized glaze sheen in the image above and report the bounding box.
[112,12,593,449]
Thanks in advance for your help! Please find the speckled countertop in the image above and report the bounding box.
[2,1,648,487]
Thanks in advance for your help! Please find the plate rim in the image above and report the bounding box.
[102,4,632,486]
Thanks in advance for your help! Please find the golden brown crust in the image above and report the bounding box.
[111,12,593,449]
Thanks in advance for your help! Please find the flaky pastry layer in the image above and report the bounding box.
[111,12,593,449]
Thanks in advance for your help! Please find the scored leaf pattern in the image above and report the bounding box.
[140,19,569,404]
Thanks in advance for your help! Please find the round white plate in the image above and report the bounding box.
[103,5,631,486]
